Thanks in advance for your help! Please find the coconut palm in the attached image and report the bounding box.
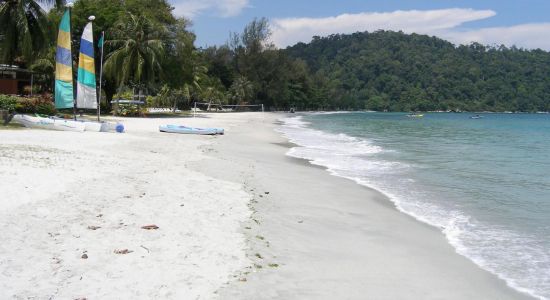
[103,13,165,97]
[0,0,65,64]
[229,75,254,105]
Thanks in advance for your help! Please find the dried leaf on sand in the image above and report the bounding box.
[141,224,159,230]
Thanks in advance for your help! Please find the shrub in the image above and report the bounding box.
[117,103,146,117]
[0,95,18,112]
[14,95,57,115]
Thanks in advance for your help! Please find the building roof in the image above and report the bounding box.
[0,64,36,74]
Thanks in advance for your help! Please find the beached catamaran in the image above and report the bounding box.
[16,6,122,132]
[16,3,87,131]
[14,4,85,131]
[73,16,121,131]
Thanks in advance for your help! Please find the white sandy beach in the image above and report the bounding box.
[0,112,534,299]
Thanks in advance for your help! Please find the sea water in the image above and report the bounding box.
[279,112,550,299]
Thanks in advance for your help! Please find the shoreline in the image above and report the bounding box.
[280,114,542,299]
[0,112,536,299]
[276,112,546,300]
[194,113,533,299]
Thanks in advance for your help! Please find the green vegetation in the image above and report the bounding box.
[0,0,64,64]
[285,31,550,112]
[2,0,550,112]
[0,95,17,112]
[104,13,165,97]
[0,94,56,115]
[14,96,56,115]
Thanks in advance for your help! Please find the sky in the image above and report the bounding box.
[168,0,550,50]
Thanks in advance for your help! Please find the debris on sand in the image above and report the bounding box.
[141,224,159,230]
[87,225,101,230]
[114,249,133,255]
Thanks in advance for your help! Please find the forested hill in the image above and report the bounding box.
[284,31,550,112]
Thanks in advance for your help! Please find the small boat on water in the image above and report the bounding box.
[470,115,483,119]
[406,113,424,118]
[13,114,85,132]
[159,125,224,135]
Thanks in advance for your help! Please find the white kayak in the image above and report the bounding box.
[13,115,85,132]
[159,125,223,135]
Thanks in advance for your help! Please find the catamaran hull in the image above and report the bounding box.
[83,121,123,132]
[50,117,121,132]
[13,115,85,132]
[100,122,124,132]
[83,121,102,132]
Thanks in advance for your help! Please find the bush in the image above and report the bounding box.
[117,103,146,117]
[0,95,18,112]
[14,95,57,116]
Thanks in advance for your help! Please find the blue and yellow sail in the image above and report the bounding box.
[55,9,74,109]
[76,19,97,109]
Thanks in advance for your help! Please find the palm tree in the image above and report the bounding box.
[103,13,165,99]
[229,75,254,105]
[172,52,207,112]
[0,0,65,64]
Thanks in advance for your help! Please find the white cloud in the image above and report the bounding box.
[271,8,550,50]
[442,23,550,50]
[272,9,495,47]
[171,0,249,18]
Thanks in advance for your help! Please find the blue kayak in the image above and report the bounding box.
[159,125,224,135]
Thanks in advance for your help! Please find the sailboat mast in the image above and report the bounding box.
[66,2,78,121]
[98,31,105,122]
[68,3,76,120]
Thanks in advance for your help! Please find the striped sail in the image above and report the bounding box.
[54,9,74,109]
[76,21,97,109]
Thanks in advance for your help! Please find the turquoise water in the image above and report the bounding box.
[279,112,550,299]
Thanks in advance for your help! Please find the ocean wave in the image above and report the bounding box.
[277,115,548,300]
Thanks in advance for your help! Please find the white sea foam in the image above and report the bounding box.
[277,115,549,300]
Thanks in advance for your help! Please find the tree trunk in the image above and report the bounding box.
[105,90,114,112]
[138,88,143,117]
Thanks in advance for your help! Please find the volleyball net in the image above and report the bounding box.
[192,102,264,113]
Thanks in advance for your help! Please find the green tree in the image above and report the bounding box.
[0,0,65,64]
[162,18,195,89]
[29,45,56,92]
[103,13,165,98]
[229,76,253,105]
[285,30,550,111]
